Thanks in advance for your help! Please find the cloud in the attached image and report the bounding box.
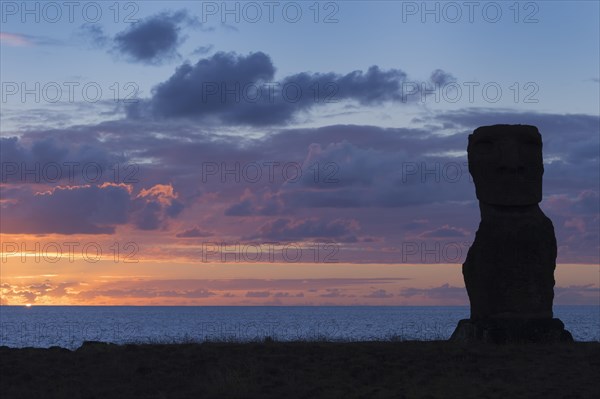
[0,136,124,185]
[2,108,597,263]
[191,45,214,56]
[1,183,131,234]
[79,24,110,48]
[127,51,450,125]
[320,289,346,298]
[80,287,216,299]
[363,289,394,298]
[7,277,596,306]
[128,51,275,119]
[131,184,184,230]
[0,31,61,47]
[176,226,213,238]
[252,217,360,242]
[0,182,183,234]
[107,278,406,291]
[418,225,470,239]
[0,135,165,234]
[399,283,468,302]
[546,190,600,216]
[429,69,456,86]
[554,284,600,305]
[245,291,271,298]
[0,32,31,46]
[425,109,599,166]
[113,10,196,64]
[224,200,254,216]
[1,280,79,303]
[272,292,303,298]
[543,190,599,263]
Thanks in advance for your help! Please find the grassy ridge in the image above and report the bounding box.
[1,340,599,398]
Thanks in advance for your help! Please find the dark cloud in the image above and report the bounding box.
[113,10,196,64]
[554,284,600,305]
[78,10,199,64]
[1,184,131,234]
[130,184,184,231]
[128,51,275,119]
[191,45,214,56]
[224,199,255,216]
[176,226,213,238]
[79,287,216,299]
[2,108,597,263]
[432,112,595,260]
[127,51,450,125]
[363,289,394,298]
[569,190,599,215]
[425,109,599,165]
[81,278,407,292]
[245,291,271,298]
[272,292,301,298]
[0,182,183,234]
[399,283,468,302]
[158,288,216,298]
[79,24,109,48]
[418,225,470,239]
[252,218,359,242]
[11,278,592,305]
[319,289,346,298]
[0,136,123,185]
[429,69,456,86]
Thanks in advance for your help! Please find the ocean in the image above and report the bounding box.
[1,306,598,348]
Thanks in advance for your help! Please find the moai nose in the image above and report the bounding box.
[497,140,523,174]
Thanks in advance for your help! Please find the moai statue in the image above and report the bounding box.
[451,124,573,343]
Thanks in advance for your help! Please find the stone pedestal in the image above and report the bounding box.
[450,318,573,344]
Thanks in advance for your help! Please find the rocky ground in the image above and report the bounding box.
[1,340,599,398]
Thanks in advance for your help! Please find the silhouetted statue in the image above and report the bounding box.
[451,124,573,343]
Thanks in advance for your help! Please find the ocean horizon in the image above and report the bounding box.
[1,305,598,348]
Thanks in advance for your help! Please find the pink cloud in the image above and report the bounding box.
[0,32,31,47]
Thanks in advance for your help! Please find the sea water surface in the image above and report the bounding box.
[1,306,598,348]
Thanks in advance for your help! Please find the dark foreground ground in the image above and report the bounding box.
[1,340,599,399]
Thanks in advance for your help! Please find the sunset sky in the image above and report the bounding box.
[1,1,598,306]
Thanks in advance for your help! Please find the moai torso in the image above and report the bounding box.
[463,125,556,320]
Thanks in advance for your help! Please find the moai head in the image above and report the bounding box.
[468,124,543,206]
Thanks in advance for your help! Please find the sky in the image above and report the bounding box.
[0,0,598,306]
